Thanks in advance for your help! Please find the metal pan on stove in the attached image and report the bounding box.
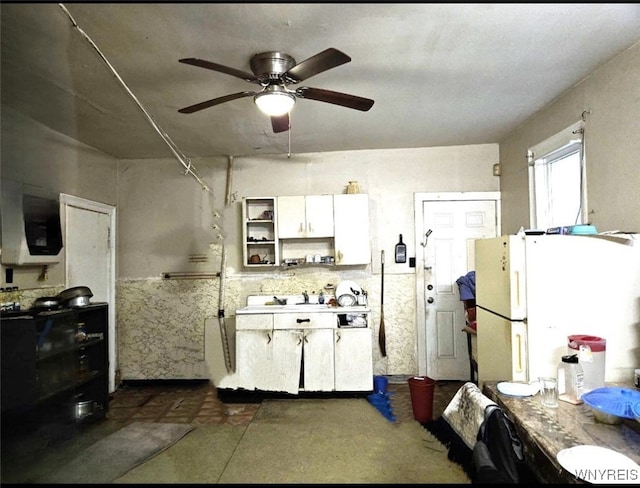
[32,296,61,312]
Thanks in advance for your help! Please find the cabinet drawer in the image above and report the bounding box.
[236,314,273,330]
[273,312,335,330]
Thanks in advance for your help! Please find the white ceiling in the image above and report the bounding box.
[2,3,639,159]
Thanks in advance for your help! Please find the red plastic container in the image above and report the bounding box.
[407,376,436,423]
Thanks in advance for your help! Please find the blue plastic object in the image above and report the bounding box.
[367,392,396,422]
[633,401,640,423]
[567,224,597,235]
[581,387,640,420]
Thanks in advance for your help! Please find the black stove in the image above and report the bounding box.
[1,307,72,320]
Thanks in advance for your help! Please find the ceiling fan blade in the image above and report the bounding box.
[295,87,374,112]
[284,48,351,83]
[179,58,257,83]
[178,91,256,114]
[271,114,290,133]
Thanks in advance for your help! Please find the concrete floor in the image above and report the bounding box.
[1,377,468,483]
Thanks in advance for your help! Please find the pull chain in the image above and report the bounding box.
[287,112,292,158]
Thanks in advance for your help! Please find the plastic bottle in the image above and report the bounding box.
[557,354,584,404]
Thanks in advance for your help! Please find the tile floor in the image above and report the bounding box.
[1,377,467,484]
[103,377,466,427]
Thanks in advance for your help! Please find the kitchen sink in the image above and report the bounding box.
[238,304,333,313]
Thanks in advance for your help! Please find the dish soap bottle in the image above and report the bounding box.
[557,354,584,404]
[395,234,407,263]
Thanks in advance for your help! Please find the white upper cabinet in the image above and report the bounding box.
[242,197,279,267]
[333,194,371,265]
[243,193,370,267]
[277,195,334,238]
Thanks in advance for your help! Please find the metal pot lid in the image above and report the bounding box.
[58,286,93,301]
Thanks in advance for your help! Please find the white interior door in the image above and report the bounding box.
[414,193,499,380]
[61,194,116,392]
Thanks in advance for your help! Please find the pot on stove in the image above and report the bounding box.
[32,296,61,311]
[58,286,93,308]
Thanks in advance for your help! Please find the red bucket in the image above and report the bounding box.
[407,376,436,423]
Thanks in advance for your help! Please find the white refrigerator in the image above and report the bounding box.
[474,233,640,386]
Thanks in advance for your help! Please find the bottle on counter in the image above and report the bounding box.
[557,354,584,404]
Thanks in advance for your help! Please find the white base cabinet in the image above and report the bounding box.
[334,327,373,391]
[302,329,335,392]
[234,310,371,393]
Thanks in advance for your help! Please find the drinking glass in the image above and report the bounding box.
[539,377,558,408]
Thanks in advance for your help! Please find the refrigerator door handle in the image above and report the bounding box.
[512,322,528,382]
[514,333,523,372]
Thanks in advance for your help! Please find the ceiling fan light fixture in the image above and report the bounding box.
[254,87,295,116]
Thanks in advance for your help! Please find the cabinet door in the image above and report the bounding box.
[236,330,275,391]
[271,330,303,394]
[277,196,306,238]
[305,195,334,237]
[277,195,334,238]
[333,194,371,265]
[1,318,37,412]
[334,327,373,391]
[302,329,334,391]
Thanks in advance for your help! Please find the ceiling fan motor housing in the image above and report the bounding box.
[250,52,296,84]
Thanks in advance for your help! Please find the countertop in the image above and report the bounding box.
[236,294,370,315]
[236,304,370,315]
[482,381,640,483]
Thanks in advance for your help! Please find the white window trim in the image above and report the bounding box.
[528,120,585,228]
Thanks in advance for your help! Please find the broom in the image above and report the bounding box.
[379,249,387,357]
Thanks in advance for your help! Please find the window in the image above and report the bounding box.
[528,121,585,229]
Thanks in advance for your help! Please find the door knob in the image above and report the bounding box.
[427,297,434,304]
[427,284,434,290]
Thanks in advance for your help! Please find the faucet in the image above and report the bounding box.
[302,290,309,303]
[273,296,287,305]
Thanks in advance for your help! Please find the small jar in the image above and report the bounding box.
[557,354,584,404]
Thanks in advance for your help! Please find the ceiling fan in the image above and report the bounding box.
[177,48,374,133]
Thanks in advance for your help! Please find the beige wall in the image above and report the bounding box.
[1,108,118,290]
[498,41,640,235]
[117,145,499,279]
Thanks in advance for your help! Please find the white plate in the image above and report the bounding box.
[335,280,362,307]
[497,381,539,397]
[336,280,362,299]
[556,445,639,484]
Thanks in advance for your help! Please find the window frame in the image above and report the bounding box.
[527,120,586,229]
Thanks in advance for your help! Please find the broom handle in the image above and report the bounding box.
[379,250,387,357]
[381,250,384,304]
